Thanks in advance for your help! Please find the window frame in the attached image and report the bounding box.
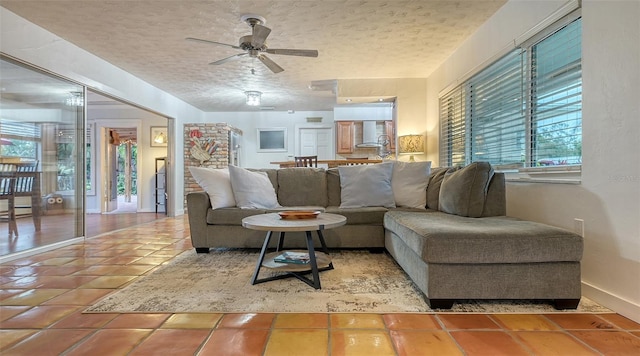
[438,9,582,184]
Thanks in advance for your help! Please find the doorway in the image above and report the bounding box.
[105,127,138,214]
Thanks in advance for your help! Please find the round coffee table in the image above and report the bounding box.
[242,212,346,289]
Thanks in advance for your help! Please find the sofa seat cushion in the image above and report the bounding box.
[325,206,387,225]
[207,208,266,225]
[384,210,583,264]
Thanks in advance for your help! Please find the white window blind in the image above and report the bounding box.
[439,15,582,173]
[469,49,525,169]
[530,18,582,166]
[439,85,466,167]
[0,118,42,138]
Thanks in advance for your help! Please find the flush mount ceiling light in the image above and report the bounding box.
[65,91,84,107]
[245,91,262,106]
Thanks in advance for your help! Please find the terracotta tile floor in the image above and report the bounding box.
[2,216,640,355]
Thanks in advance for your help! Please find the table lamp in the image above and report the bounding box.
[398,134,424,162]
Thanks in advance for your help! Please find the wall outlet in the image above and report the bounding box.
[574,218,584,237]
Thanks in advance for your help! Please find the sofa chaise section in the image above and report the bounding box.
[383,165,583,309]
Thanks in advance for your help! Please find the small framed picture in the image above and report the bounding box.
[150,126,168,147]
[257,128,287,152]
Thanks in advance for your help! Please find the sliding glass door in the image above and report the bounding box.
[0,56,85,257]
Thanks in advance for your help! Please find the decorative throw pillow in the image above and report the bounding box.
[426,167,455,210]
[188,166,236,209]
[438,162,494,218]
[228,165,281,209]
[338,162,396,208]
[392,161,432,209]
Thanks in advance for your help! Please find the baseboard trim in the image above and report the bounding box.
[582,281,640,323]
[0,237,85,264]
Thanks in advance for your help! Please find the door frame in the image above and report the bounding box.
[94,119,142,214]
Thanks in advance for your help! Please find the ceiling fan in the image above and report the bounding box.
[186,14,318,73]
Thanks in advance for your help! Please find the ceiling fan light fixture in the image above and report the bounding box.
[245,91,262,106]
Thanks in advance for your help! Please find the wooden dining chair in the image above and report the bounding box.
[294,155,318,167]
[347,157,370,166]
[14,162,41,232]
[0,163,18,236]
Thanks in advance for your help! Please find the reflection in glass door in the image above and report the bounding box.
[0,56,85,257]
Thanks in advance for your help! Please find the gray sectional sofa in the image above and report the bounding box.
[186,163,583,309]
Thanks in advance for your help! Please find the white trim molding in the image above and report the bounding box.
[582,281,640,323]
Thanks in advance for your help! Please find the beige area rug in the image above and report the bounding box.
[85,249,610,314]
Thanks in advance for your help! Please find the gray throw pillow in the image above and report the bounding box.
[392,161,432,209]
[438,162,494,217]
[338,162,396,208]
[426,167,454,210]
[228,165,281,209]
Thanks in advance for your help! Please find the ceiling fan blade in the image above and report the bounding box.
[251,24,271,48]
[209,53,247,65]
[257,54,284,73]
[266,48,319,57]
[186,37,240,49]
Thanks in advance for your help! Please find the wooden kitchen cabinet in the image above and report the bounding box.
[336,121,354,154]
[384,120,395,150]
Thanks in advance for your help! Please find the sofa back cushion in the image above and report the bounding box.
[482,172,506,217]
[438,162,494,218]
[326,168,342,206]
[277,168,328,206]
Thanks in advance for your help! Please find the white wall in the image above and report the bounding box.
[0,7,205,216]
[334,104,393,121]
[427,0,640,321]
[200,111,334,168]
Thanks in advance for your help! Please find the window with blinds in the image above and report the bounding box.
[0,118,41,159]
[439,15,582,171]
[530,18,582,166]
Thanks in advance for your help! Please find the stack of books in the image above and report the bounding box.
[274,251,310,264]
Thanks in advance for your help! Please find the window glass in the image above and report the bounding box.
[531,19,582,166]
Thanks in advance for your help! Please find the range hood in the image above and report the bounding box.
[355,121,381,148]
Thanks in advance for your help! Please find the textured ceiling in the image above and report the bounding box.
[0,0,506,112]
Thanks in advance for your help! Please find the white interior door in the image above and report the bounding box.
[300,128,332,159]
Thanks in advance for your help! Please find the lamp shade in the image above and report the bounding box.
[398,134,424,161]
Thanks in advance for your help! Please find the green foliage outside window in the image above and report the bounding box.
[116,144,138,195]
[0,138,36,158]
